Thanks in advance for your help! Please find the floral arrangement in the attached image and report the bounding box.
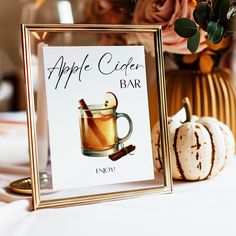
[85,0,206,53]
[84,0,236,73]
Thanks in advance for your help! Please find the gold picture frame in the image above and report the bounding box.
[21,24,172,210]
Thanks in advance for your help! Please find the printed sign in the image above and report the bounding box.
[42,46,154,189]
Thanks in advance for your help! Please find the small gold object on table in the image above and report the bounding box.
[9,173,51,195]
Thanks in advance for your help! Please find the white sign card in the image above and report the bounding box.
[41,45,154,190]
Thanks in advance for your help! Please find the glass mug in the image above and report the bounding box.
[79,105,133,157]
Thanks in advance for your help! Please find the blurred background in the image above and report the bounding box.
[0,0,89,111]
[0,0,236,139]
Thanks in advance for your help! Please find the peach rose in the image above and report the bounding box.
[132,0,207,54]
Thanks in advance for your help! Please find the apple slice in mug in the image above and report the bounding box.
[101,92,118,115]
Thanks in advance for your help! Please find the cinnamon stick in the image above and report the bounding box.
[109,145,136,161]
[79,99,107,146]
[79,99,93,117]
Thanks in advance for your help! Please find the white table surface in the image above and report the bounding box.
[0,113,236,236]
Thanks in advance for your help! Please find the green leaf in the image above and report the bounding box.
[187,30,200,53]
[219,0,230,20]
[193,2,212,31]
[207,21,224,44]
[174,18,198,38]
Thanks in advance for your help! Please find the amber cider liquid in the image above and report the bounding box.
[80,113,117,151]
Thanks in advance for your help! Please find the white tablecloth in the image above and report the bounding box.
[0,113,236,236]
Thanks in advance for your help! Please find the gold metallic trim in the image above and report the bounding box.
[37,187,171,209]
[22,24,161,32]
[154,29,173,191]
[22,24,41,210]
[21,24,172,210]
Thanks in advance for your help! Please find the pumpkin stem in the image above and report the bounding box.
[183,97,192,122]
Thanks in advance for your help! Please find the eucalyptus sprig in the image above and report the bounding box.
[174,0,236,53]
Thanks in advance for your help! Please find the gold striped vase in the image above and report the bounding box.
[166,68,236,139]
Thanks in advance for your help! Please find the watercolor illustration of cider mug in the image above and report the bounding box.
[78,92,135,160]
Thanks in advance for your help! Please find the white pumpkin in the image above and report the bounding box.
[152,98,235,181]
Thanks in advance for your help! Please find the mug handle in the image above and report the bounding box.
[116,113,133,144]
